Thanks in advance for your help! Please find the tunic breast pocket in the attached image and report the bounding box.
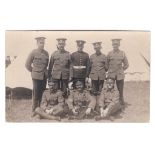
[54,57,60,65]
[33,56,42,65]
[41,56,49,65]
[110,55,123,65]
[99,59,106,66]
[116,55,123,61]
[102,58,106,63]
[109,57,115,65]
[62,58,69,65]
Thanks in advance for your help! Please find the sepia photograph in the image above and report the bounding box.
[5,30,150,122]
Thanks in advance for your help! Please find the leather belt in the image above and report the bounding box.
[73,66,86,69]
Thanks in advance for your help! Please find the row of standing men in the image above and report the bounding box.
[25,37,129,116]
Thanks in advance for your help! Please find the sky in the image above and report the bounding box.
[6,30,150,73]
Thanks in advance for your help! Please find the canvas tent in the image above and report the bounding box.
[6,50,150,91]
[124,52,150,81]
[6,53,32,89]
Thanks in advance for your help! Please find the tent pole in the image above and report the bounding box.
[8,89,13,110]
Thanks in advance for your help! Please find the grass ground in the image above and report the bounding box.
[5,81,150,123]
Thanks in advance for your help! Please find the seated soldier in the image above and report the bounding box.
[96,77,122,120]
[35,80,65,121]
[67,80,96,120]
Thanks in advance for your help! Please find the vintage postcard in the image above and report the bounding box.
[5,30,150,122]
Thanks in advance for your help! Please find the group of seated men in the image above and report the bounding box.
[34,77,122,121]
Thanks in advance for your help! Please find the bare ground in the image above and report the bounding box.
[5,81,150,123]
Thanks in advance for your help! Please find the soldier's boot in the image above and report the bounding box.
[31,100,40,117]
[78,113,86,120]
[35,107,61,121]
[95,115,114,121]
[120,96,124,104]
[95,115,102,121]
[119,97,126,111]
[95,109,108,121]
[68,113,85,120]
[106,103,122,121]
[95,106,114,121]
[60,105,69,118]
[31,103,36,117]
[33,114,41,120]
[68,115,77,120]
[95,115,109,121]
[85,111,96,119]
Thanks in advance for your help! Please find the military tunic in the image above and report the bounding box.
[25,48,49,112]
[98,88,121,116]
[49,50,71,79]
[71,51,90,78]
[89,53,108,94]
[48,50,71,96]
[67,90,96,118]
[90,53,108,80]
[107,50,129,80]
[70,51,90,87]
[26,49,49,80]
[41,89,65,116]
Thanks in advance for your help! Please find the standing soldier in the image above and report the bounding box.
[107,39,129,105]
[48,38,71,97]
[89,42,108,95]
[70,40,90,88]
[25,37,49,117]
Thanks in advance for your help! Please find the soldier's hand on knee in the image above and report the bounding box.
[49,108,54,114]
[85,107,91,115]
[45,109,50,114]
[72,108,78,115]
[45,108,53,115]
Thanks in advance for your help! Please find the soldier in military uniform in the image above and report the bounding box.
[67,81,96,120]
[107,39,129,105]
[70,40,90,88]
[48,38,71,97]
[89,42,108,95]
[34,80,65,121]
[96,77,121,120]
[25,37,49,117]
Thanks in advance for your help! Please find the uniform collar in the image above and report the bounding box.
[37,48,44,52]
[76,90,84,94]
[50,90,57,94]
[95,51,101,56]
[77,50,83,53]
[58,49,66,53]
[113,49,120,53]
